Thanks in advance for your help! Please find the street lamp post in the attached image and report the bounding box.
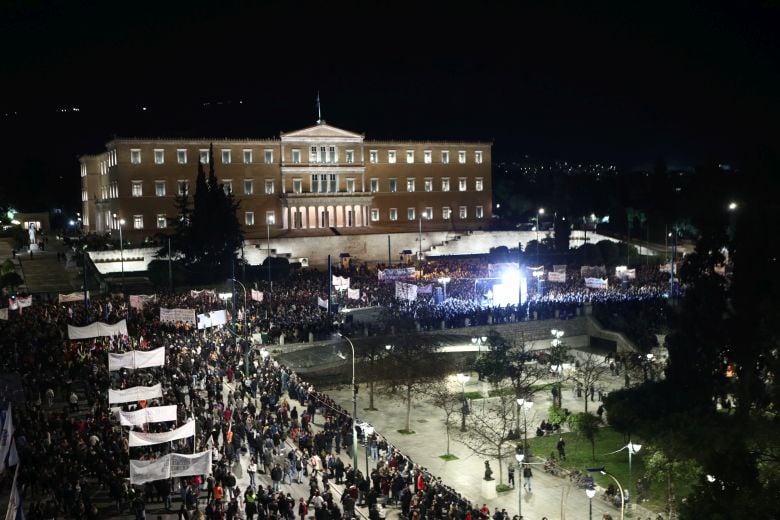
[627,441,642,504]
[457,372,470,431]
[338,333,359,472]
[515,453,525,518]
[588,467,625,520]
[438,276,450,302]
[536,208,545,265]
[230,277,250,376]
[585,486,596,520]
[516,398,533,455]
[363,424,374,476]
[267,215,275,292]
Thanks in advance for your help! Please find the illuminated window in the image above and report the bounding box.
[131,181,143,197]
[370,178,379,193]
[329,146,336,163]
[266,212,276,225]
[222,149,231,164]
[346,178,355,193]
[346,150,354,164]
[371,209,379,222]
[442,178,450,192]
[310,146,318,163]
[424,178,433,192]
[243,149,252,164]
[442,150,449,164]
[133,215,144,229]
[155,181,166,197]
[292,149,301,164]
[265,149,273,164]
[407,208,416,220]
[476,178,484,191]
[424,150,432,164]
[369,150,378,164]
[293,179,302,193]
[157,215,167,229]
[459,206,467,219]
[199,149,209,164]
[459,178,467,191]
[389,178,397,193]
[475,151,483,164]
[222,180,232,195]
[406,150,414,164]
[476,206,484,218]
[406,178,415,192]
[244,180,254,195]
[245,212,255,225]
[388,150,396,164]
[154,149,164,164]
[265,180,274,194]
[423,207,433,220]
[443,207,451,219]
[130,149,141,164]
[389,208,398,221]
[458,151,466,164]
[177,149,187,164]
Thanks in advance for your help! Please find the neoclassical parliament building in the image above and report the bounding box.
[79,120,492,242]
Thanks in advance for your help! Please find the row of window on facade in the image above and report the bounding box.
[119,176,485,198]
[125,148,483,166]
[114,205,485,231]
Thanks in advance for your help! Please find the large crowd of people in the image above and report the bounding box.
[0,256,673,519]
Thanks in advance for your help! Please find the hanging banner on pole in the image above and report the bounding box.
[130,451,212,485]
[68,319,128,339]
[108,383,163,404]
[108,347,166,371]
[251,289,264,302]
[118,405,178,427]
[317,297,329,310]
[128,420,195,447]
[196,310,227,330]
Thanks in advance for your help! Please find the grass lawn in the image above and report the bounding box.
[439,454,459,461]
[528,428,660,508]
[463,391,484,400]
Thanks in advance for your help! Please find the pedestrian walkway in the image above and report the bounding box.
[319,368,658,520]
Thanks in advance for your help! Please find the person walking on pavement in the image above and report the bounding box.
[507,462,515,488]
[522,464,533,491]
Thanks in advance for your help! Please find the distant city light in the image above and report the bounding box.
[728,202,738,211]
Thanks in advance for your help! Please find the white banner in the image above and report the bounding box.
[251,289,264,302]
[59,291,89,303]
[395,282,418,301]
[584,277,609,290]
[378,267,416,281]
[196,309,227,330]
[7,299,17,311]
[108,347,166,371]
[624,268,636,280]
[548,271,567,283]
[190,289,216,299]
[332,276,350,289]
[128,420,195,447]
[16,296,32,309]
[130,451,212,485]
[160,308,197,324]
[0,309,7,321]
[118,405,178,427]
[108,383,163,404]
[317,297,329,309]
[347,288,361,300]
[68,319,128,340]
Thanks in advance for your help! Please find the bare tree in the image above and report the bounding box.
[421,380,461,457]
[456,381,517,485]
[569,352,610,413]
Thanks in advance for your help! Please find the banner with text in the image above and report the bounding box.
[118,405,178,427]
[59,291,89,304]
[68,319,128,340]
[584,277,609,290]
[347,288,361,300]
[108,383,163,404]
[160,308,197,325]
[395,282,418,301]
[130,451,212,485]
[251,289,264,302]
[130,294,158,310]
[108,347,166,371]
[548,271,567,283]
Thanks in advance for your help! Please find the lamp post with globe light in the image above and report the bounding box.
[363,424,374,475]
[337,333,359,471]
[515,452,525,517]
[516,398,533,455]
[587,466,625,520]
[438,276,451,301]
[585,486,596,520]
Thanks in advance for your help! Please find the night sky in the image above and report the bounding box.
[2,1,778,211]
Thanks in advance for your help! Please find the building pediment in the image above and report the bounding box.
[281,122,364,143]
